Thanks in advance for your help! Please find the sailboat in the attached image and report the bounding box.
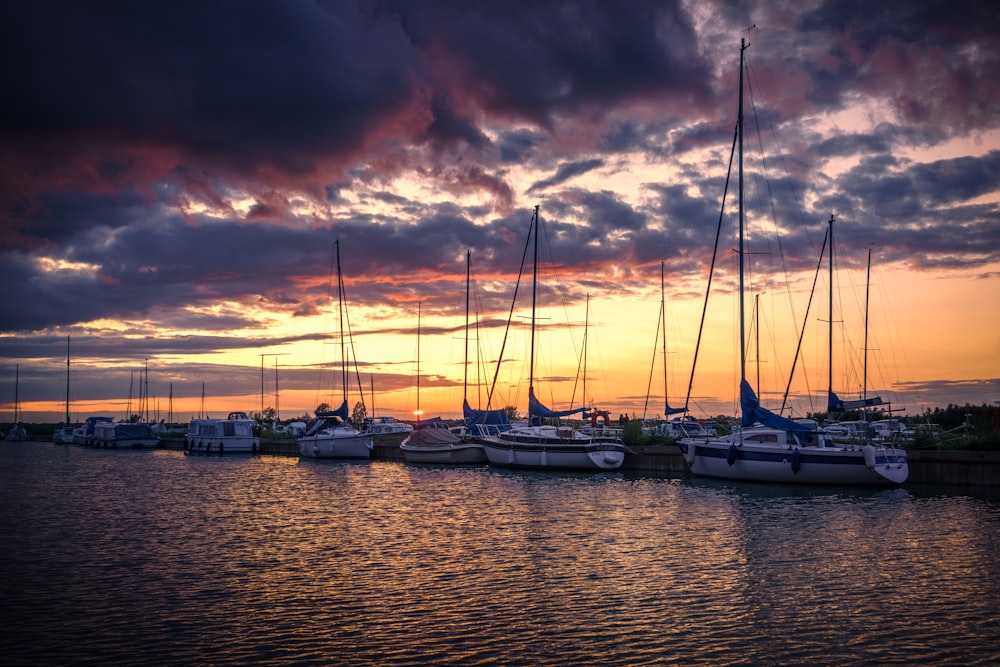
[54,336,76,444]
[5,364,28,442]
[676,40,907,486]
[475,205,625,471]
[400,271,488,464]
[643,262,713,440]
[460,249,512,436]
[298,239,374,459]
[824,228,911,448]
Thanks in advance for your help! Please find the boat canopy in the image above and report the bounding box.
[740,380,811,434]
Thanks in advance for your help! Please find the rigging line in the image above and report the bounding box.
[781,221,829,414]
[485,208,534,411]
[338,249,367,414]
[641,287,664,421]
[745,52,818,360]
[684,122,739,410]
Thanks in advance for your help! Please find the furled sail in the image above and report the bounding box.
[828,390,884,413]
[463,399,512,427]
[528,387,586,420]
[740,380,811,433]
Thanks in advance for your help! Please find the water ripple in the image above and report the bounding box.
[2,444,999,665]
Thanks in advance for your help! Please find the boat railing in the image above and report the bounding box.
[472,424,503,439]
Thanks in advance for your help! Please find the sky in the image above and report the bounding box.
[2,0,999,426]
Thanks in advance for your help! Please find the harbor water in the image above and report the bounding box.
[2,442,999,666]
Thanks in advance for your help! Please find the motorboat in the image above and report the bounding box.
[185,411,260,455]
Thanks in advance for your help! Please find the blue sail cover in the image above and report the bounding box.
[740,380,811,433]
[528,387,586,420]
[316,399,350,421]
[665,401,686,416]
[828,390,884,413]
[462,399,511,427]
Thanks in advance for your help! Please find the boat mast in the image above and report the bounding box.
[738,38,748,387]
[528,204,540,422]
[863,246,872,426]
[464,249,470,408]
[336,239,347,411]
[583,293,590,409]
[416,301,421,420]
[827,215,835,412]
[661,262,668,412]
[754,292,761,398]
[14,363,20,423]
[65,335,71,424]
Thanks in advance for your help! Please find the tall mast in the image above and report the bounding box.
[863,246,872,424]
[336,239,347,409]
[827,215,835,408]
[661,262,668,408]
[14,364,20,423]
[738,38,748,385]
[464,249,470,407]
[754,292,761,397]
[65,335,70,424]
[274,357,280,421]
[528,204,539,420]
[416,301,421,419]
[583,293,590,408]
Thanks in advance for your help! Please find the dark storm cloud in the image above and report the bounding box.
[2,0,999,416]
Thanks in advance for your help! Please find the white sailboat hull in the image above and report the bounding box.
[478,426,625,471]
[298,433,373,459]
[678,436,908,486]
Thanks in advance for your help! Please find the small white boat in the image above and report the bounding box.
[89,422,159,449]
[185,411,260,455]
[299,239,373,460]
[645,416,716,439]
[365,416,414,435]
[400,424,485,464]
[298,413,373,459]
[6,364,28,441]
[53,425,76,444]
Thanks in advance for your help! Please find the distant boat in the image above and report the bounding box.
[185,411,260,455]
[676,40,907,486]
[365,416,414,435]
[52,426,76,445]
[475,206,625,471]
[54,336,75,444]
[5,364,28,442]
[298,239,373,460]
[89,422,159,449]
